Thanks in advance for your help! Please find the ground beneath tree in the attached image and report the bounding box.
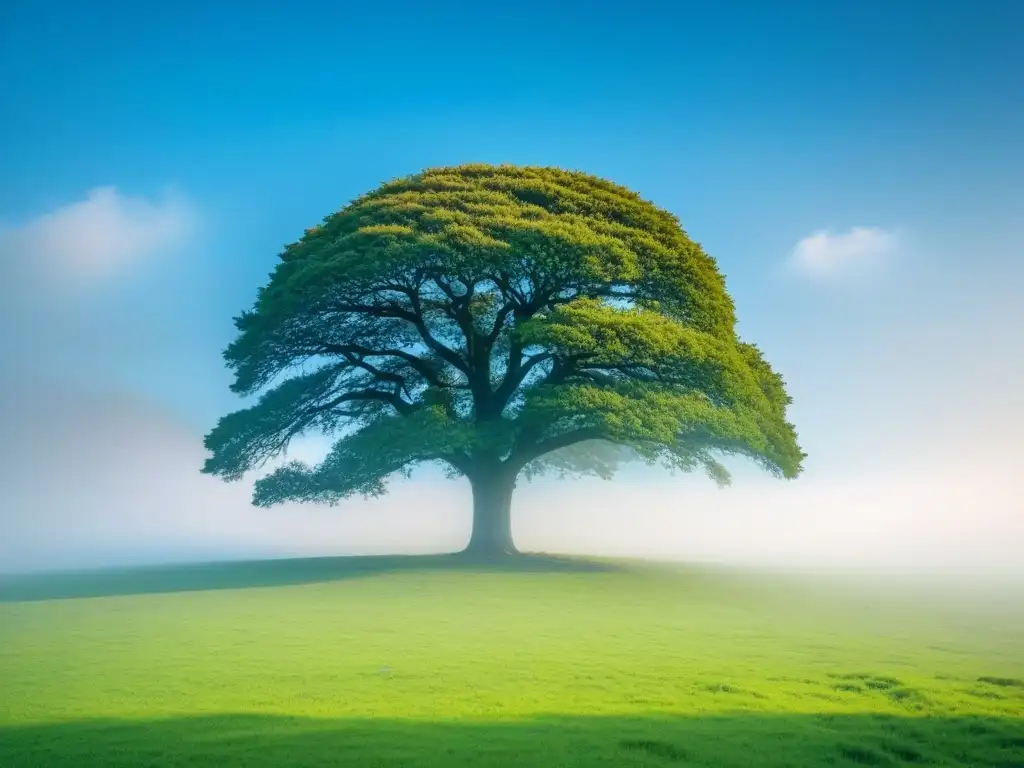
[1,555,1021,766]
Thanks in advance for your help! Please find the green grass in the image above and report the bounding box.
[1,555,1022,766]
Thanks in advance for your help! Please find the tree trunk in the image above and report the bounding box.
[464,464,517,558]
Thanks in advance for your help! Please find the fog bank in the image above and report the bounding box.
[1,379,1019,588]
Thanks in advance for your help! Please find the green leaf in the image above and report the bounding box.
[203,164,805,504]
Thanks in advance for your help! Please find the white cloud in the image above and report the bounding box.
[789,226,898,279]
[0,186,194,293]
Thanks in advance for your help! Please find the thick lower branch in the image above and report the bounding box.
[506,426,609,470]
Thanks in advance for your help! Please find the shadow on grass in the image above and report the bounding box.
[0,553,624,603]
[0,713,1022,767]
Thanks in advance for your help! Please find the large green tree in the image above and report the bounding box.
[203,164,804,556]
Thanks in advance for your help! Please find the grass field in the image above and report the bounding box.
[1,554,1022,766]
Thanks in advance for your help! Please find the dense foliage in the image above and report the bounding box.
[202,164,804,550]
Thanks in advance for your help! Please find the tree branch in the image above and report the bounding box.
[321,343,452,388]
[486,300,519,344]
[342,388,416,416]
[403,288,472,375]
[338,352,406,388]
[328,295,471,376]
[493,349,553,409]
[507,426,609,470]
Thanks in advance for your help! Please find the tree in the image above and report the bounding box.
[202,164,805,557]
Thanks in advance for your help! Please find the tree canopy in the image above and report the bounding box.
[202,164,805,554]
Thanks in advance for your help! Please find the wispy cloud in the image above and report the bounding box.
[789,227,899,280]
[0,186,194,294]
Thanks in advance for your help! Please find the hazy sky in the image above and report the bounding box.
[1,0,1021,575]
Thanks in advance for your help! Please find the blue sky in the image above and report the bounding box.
[1,0,1021,572]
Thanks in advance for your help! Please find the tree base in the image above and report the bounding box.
[458,542,520,561]
[466,465,517,560]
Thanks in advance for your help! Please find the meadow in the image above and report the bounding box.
[1,554,1022,767]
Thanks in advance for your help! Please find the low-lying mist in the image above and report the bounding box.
[1,378,1020,602]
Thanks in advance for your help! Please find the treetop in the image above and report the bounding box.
[203,164,804,506]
